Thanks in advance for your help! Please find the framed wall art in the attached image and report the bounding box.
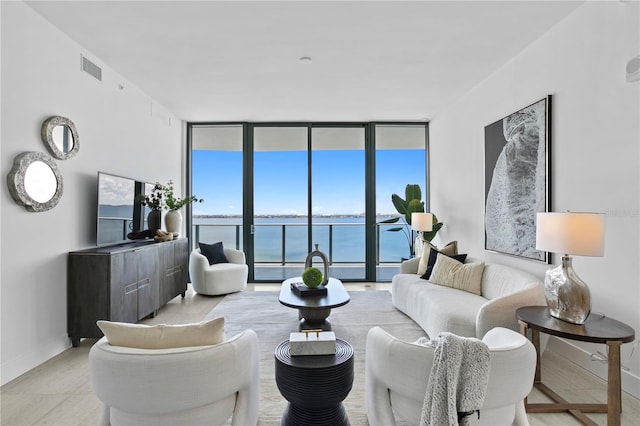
[484,96,551,263]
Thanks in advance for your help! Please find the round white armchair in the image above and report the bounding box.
[365,326,536,425]
[89,329,259,426]
[189,247,248,296]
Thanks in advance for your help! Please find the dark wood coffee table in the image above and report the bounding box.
[279,277,350,330]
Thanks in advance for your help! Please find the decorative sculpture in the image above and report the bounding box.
[304,244,329,287]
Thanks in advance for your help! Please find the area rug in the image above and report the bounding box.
[204,290,426,426]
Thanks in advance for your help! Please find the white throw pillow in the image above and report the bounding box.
[429,254,484,295]
[97,317,225,349]
[417,241,458,276]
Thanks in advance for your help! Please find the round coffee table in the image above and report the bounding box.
[274,338,354,426]
[279,277,350,330]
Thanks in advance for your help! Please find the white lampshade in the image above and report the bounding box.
[411,212,433,232]
[536,212,605,257]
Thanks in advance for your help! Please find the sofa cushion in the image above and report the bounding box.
[97,317,225,349]
[480,263,541,300]
[392,275,486,338]
[429,254,485,295]
[417,241,458,275]
[199,241,229,265]
[420,250,468,280]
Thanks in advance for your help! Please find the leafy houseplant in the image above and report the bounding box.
[136,181,203,211]
[380,184,443,257]
[136,183,164,211]
[136,181,203,235]
[161,180,203,211]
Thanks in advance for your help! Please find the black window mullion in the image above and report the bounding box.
[365,123,377,282]
[244,124,254,281]
[307,125,313,254]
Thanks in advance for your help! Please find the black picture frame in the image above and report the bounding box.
[484,96,551,263]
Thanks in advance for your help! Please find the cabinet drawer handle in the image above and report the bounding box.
[125,283,137,294]
[167,266,181,276]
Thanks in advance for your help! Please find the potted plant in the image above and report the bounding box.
[136,181,203,236]
[161,180,203,235]
[136,183,164,232]
[380,184,443,257]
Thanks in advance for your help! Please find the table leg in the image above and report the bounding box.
[519,320,535,407]
[607,341,622,426]
[532,329,541,383]
[298,308,332,331]
[520,320,541,383]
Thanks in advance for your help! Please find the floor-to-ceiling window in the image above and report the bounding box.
[252,126,309,280]
[190,124,244,250]
[188,122,427,282]
[375,124,427,281]
[311,126,366,280]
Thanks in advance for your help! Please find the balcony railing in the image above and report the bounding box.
[193,222,409,265]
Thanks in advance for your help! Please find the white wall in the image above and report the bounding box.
[0,2,184,385]
[430,1,639,396]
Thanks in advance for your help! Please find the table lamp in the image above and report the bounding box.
[535,212,605,324]
[411,212,433,257]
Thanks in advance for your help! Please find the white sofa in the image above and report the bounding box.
[366,326,537,425]
[392,256,546,339]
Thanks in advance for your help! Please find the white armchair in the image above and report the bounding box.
[189,247,248,295]
[89,329,260,426]
[365,326,536,426]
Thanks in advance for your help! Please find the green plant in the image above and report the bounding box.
[161,180,203,211]
[302,267,323,288]
[380,184,443,256]
[136,183,164,211]
[136,180,203,211]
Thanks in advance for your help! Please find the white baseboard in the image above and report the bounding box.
[0,335,69,386]
[547,336,640,399]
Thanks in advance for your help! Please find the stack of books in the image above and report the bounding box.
[290,282,327,297]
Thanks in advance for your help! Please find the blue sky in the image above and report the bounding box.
[192,149,425,216]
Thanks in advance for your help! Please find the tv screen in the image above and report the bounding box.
[97,172,154,246]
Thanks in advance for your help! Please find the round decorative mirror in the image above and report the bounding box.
[41,116,79,160]
[7,152,63,212]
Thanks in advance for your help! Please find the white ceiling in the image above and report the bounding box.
[25,1,583,123]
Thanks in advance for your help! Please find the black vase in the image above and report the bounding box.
[147,210,161,233]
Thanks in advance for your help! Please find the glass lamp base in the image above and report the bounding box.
[544,255,591,325]
[414,235,424,257]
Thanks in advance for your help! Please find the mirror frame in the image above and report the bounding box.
[41,116,80,160]
[7,151,64,212]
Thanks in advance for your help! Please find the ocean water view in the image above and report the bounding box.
[193,215,412,264]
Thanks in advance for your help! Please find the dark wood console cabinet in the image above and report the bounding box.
[67,239,188,347]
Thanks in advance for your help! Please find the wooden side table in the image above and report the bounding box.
[275,338,354,426]
[516,306,635,426]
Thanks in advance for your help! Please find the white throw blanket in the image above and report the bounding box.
[420,332,490,426]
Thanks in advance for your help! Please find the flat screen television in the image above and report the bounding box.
[96,172,155,246]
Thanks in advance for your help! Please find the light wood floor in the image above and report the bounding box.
[2,283,639,426]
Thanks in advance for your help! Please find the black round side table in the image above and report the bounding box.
[274,338,354,426]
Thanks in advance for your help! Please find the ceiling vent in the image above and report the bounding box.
[81,55,102,82]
